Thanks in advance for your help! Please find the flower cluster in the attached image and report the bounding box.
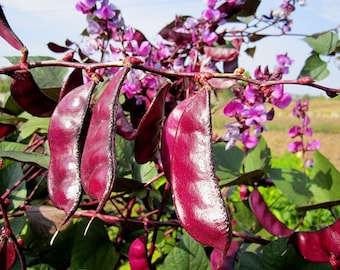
[264,0,307,32]
[287,99,320,156]
[223,66,292,150]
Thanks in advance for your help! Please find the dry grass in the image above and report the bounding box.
[212,98,340,169]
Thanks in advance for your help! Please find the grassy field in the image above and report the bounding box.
[211,97,340,169]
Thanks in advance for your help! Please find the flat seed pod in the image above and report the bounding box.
[128,235,150,270]
[0,236,17,270]
[134,81,171,163]
[81,67,129,212]
[161,89,232,253]
[249,188,294,237]
[289,218,340,263]
[48,81,97,223]
[58,68,84,101]
[0,6,27,52]
[10,70,57,117]
[210,241,242,270]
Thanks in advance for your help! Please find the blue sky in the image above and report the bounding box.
[0,0,339,96]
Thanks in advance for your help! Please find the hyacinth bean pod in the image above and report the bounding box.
[0,6,28,55]
[58,68,84,101]
[134,81,171,163]
[47,81,97,223]
[249,188,294,237]
[0,236,17,270]
[161,88,232,254]
[128,235,150,270]
[10,70,57,117]
[210,241,242,270]
[116,102,136,140]
[289,218,340,264]
[80,67,130,212]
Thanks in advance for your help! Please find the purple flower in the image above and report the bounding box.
[82,38,99,55]
[244,84,257,103]
[241,129,258,149]
[271,92,292,109]
[288,125,302,138]
[223,122,242,150]
[87,20,101,36]
[202,8,221,21]
[75,0,96,14]
[276,54,293,66]
[95,0,116,20]
[202,29,218,45]
[203,0,218,8]
[287,141,303,153]
[223,101,243,117]
[241,104,267,127]
[121,81,141,99]
[128,40,151,57]
[306,139,321,151]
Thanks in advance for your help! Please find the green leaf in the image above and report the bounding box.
[0,150,49,169]
[299,53,329,81]
[243,136,271,173]
[213,142,245,180]
[132,161,158,183]
[309,150,340,203]
[18,113,50,139]
[222,169,265,187]
[160,232,210,270]
[0,162,26,209]
[245,46,256,57]
[0,141,27,168]
[5,56,68,90]
[263,237,331,270]
[71,218,119,270]
[115,135,133,177]
[28,264,56,270]
[270,168,313,206]
[232,200,262,234]
[304,31,338,55]
[230,0,261,22]
[238,252,264,270]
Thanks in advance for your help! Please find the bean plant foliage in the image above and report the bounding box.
[0,0,340,269]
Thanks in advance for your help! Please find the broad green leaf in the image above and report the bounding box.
[28,264,56,270]
[270,168,313,206]
[243,136,271,173]
[18,113,50,139]
[115,135,133,177]
[0,141,27,168]
[299,53,329,81]
[0,113,26,123]
[0,150,49,169]
[213,142,245,180]
[132,161,158,183]
[309,150,340,203]
[71,218,119,270]
[263,237,331,270]
[232,200,262,234]
[230,0,261,22]
[304,31,338,55]
[160,232,210,270]
[221,169,265,187]
[238,252,264,270]
[0,162,26,209]
[245,46,256,57]
[5,56,68,89]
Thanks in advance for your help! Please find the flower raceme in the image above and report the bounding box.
[287,99,320,156]
[223,66,292,150]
